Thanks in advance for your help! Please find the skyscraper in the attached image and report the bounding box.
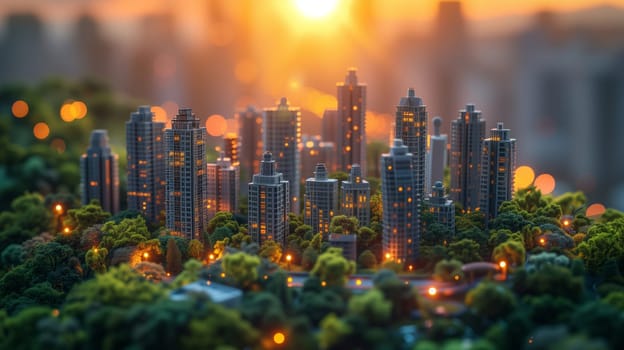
[337,68,366,175]
[304,163,338,237]
[395,88,428,201]
[223,132,239,166]
[165,108,208,240]
[125,106,165,223]
[237,106,262,195]
[425,181,455,233]
[426,117,448,194]
[341,164,370,228]
[450,104,486,212]
[248,152,289,246]
[263,97,301,214]
[480,123,517,222]
[207,153,240,219]
[81,129,119,213]
[381,139,419,265]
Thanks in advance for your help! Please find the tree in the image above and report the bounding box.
[171,259,203,289]
[258,239,282,264]
[357,250,377,269]
[1,244,25,268]
[64,201,110,233]
[513,265,584,302]
[301,247,319,271]
[576,217,624,273]
[221,252,260,289]
[448,239,481,263]
[187,239,204,261]
[133,261,167,282]
[209,226,233,248]
[492,240,526,267]
[329,215,359,235]
[100,216,150,250]
[421,223,453,247]
[240,292,286,332]
[85,247,108,274]
[206,211,239,235]
[166,238,182,275]
[347,289,391,326]
[318,313,352,350]
[465,282,516,320]
[373,270,419,320]
[310,247,355,287]
[433,259,464,282]
[181,303,259,349]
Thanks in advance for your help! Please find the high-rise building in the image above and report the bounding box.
[480,123,517,222]
[321,109,338,148]
[248,152,289,246]
[165,108,208,240]
[450,104,486,212]
[301,135,336,182]
[381,139,419,265]
[263,97,301,214]
[125,106,165,223]
[304,163,338,237]
[340,164,370,227]
[426,117,448,194]
[207,153,240,219]
[425,181,455,233]
[81,129,120,213]
[395,88,428,201]
[223,132,239,166]
[237,106,262,194]
[337,68,366,175]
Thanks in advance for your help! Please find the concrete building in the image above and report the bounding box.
[425,181,455,233]
[165,108,208,240]
[248,152,289,246]
[340,164,370,227]
[450,104,486,212]
[125,106,165,223]
[337,68,367,175]
[426,117,448,194]
[301,135,336,182]
[207,153,239,219]
[263,97,301,214]
[81,129,119,213]
[236,106,262,195]
[381,139,419,265]
[480,122,517,222]
[223,133,239,166]
[304,163,338,237]
[328,234,358,262]
[395,88,428,202]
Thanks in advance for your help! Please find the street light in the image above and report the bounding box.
[286,254,292,270]
[428,287,437,297]
[54,204,63,214]
[499,260,507,280]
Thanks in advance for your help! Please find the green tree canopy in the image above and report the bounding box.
[310,247,355,287]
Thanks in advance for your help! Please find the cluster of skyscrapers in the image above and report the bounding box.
[80,68,517,265]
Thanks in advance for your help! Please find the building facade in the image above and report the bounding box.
[337,68,367,175]
[165,108,208,240]
[248,152,289,246]
[263,97,301,213]
[304,163,338,237]
[237,106,263,195]
[340,164,370,227]
[395,88,428,202]
[480,122,517,221]
[125,106,165,223]
[425,181,455,233]
[223,133,239,166]
[381,139,419,265]
[207,153,240,219]
[450,104,486,212]
[81,129,120,213]
[426,116,448,194]
[301,135,336,182]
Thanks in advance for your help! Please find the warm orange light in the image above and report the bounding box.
[63,227,70,234]
[534,173,556,195]
[563,219,570,227]
[499,261,507,269]
[60,101,86,122]
[453,274,460,281]
[514,165,535,191]
[151,106,167,124]
[143,252,149,259]
[33,122,50,140]
[539,238,546,245]
[12,100,29,118]
[428,287,437,296]
[273,332,286,345]
[206,114,227,137]
[234,59,258,84]
[72,101,87,119]
[54,204,63,213]
[385,252,391,260]
[586,203,606,218]
[355,279,362,286]
[286,254,292,262]
[321,281,327,287]
[287,276,293,283]
[295,0,338,19]
[221,272,226,278]
[209,254,215,260]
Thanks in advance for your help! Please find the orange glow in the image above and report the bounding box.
[563,219,570,226]
[33,122,50,140]
[586,203,606,218]
[273,332,286,345]
[50,138,66,154]
[499,261,507,269]
[234,59,258,84]
[286,254,292,262]
[73,101,87,119]
[287,276,293,283]
[355,279,362,286]
[60,103,75,122]
[12,100,29,118]
[539,237,546,245]
[54,204,63,213]
[534,173,556,195]
[428,287,437,296]
[385,252,391,260]
[206,114,227,137]
[143,252,149,259]
[151,106,167,124]
[220,272,226,278]
[453,274,460,281]
[514,165,535,191]
[295,0,338,19]
[209,254,215,260]
[63,227,70,234]
[321,281,327,287]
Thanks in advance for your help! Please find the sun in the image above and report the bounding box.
[295,0,339,19]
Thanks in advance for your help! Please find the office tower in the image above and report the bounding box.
[207,153,240,219]
[304,163,338,237]
[450,104,486,212]
[322,109,338,149]
[125,106,165,223]
[81,129,119,213]
[248,152,289,246]
[480,123,517,221]
[223,133,239,166]
[328,234,357,261]
[395,88,428,201]
[263,97,301,214]
[237,106,262,195]
[425,181,455,233]
[301,135,336,182]
[337,68,367,175]
[340,164,370,227]
[165,108,208,240]
[426,117,448,194]
[381,139,419,265]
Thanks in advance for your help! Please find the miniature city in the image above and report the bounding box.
[2,1,624,349]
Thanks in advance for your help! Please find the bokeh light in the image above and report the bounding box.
[33,122,50,140]
[206,114,227,137]
[60,101,87,122]
[225,118,239,134]
[73,101,87,119]
[586,203,606,218]
[295,0,338,19]
[534,173,556,195]
[12,100,29,118]
[273,332,286,345]
[514,165,535,191]
[151,106,167,123]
